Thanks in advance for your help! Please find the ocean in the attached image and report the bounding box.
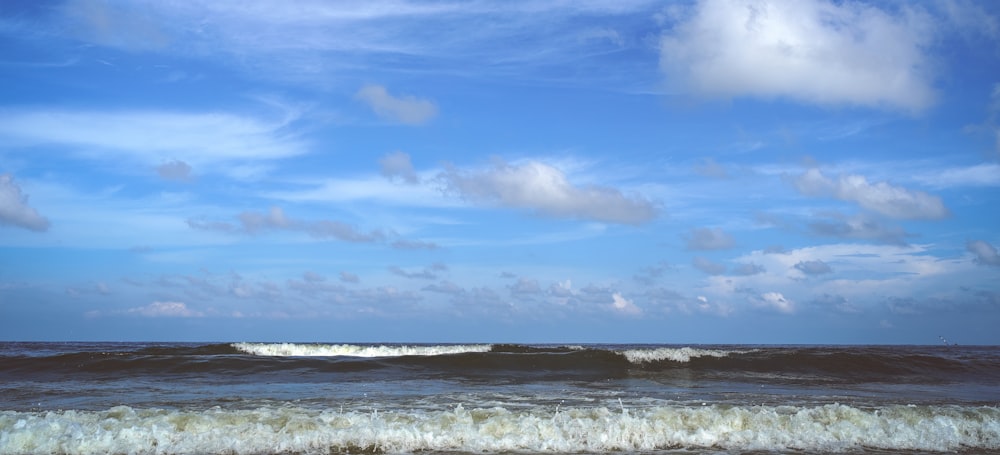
[0,342,998,454]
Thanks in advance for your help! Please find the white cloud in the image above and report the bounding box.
[0,174,49,232]
[692,256,726,275]
[61,0,171,51]
[914,163,1000,188]
[389,264,443,280]
[611,292,642,315]
[356,84,438,125]
[0,108,306,177]
[263,176,459,208]
[50,1,664,90]
[732,262,765,276]
[660,0,936,112]
[156,160,193,181]
[391,239,439,250]
[422,280,465,295]
[307,220,386,243]
[239,206,292,233]
[703,242,975,316]
[807,212,909,245]
[753,292,795,314]
[693,158,729,179]
[379,151,420,184]
[693,295,734,317]
[684,227,734,250]
[188,206,387,243]
[128,301,203,317]
[509,278,542,296]
[302,271,325,282]
[794,259,833,275]
[967,240,1000,267]
[339,271,360,283]
[793,168,948,220]
[440,159,657,225]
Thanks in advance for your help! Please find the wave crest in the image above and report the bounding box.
[231,342,492,357]
[619,347,750,364]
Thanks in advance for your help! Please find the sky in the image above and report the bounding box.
[1,0,999,344]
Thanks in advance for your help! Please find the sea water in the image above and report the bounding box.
[1,342,998,454]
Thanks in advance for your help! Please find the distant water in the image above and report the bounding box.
[1,342,999,454]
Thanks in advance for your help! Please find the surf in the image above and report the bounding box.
[2,403,998,454]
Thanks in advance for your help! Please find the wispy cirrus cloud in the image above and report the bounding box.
[913,163,1000,189]
[49,1,664,88]
[188,206,386,243]
[186,206,440,249]
[0,108,307,178]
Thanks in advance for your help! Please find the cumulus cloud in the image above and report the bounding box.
[807,212,909,245]
[660,0,936,112]
[156,159,193,181]
[302,271,325,282]
[792,168,948,220]
[611,292,642,315]
[239,206,292,233]
[812,294,860,314]
[339,271,360,284]
[509,278,542,296]
[752,292,795,314]
[794,259,833,275]
[422,280,465,295]
[356,84,438,125]
[633,262,671,285]
[967,240,1000,267]
[732,262,765,276]
[379,151,419,184]
[128,301,203,317]
[692,256,727,275]
[0,174,50,232]
[440,160,656,225]
[388,266,439,280]
[684,227,735,250]
[389,263,447,280]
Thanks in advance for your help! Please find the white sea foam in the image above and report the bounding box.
[231,342,493,357]
[1,404,997,454]
[620,346,750,364]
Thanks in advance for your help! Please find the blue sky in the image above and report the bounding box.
[2,0,999,344]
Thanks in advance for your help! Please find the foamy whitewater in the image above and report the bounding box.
[2,343,999,454]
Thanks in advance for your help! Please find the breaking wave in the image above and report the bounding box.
[2,403,997,454]
[230,342,492,357]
